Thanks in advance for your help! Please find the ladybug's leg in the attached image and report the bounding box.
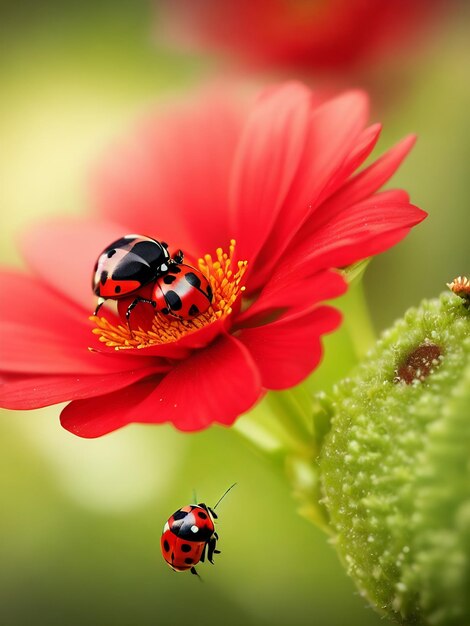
[207,537,220,564]
[93,297,106,316]
[126,297,156,334]
[172,249,184,264]
[190,566,202,581]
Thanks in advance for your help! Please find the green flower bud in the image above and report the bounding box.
[320,292,470,625]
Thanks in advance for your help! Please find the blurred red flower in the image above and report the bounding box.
[0,82,426,437]
[160,0,446,72]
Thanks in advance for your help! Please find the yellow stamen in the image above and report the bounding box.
[91,240,248,350]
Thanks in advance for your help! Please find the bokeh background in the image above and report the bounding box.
[0,2,469,625]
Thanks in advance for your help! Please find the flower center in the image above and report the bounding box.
[91,240,248,350]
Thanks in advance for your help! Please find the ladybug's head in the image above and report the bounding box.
[197,503,218,521]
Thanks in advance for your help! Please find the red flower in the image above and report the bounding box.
[0,83,426,437]
[160,0,446,72]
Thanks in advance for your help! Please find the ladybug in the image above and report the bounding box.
[123,263,213,330]
[92,234,183,316]
[151,263,213,320]
[161,484,235,577]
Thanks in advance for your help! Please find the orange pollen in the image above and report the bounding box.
[90,240,248,350]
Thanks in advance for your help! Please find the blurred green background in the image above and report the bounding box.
[0,2,468,625]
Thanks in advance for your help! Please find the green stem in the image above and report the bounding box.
[340,280,376,360]
[345,280,377,361]
[233,389,331,532]
[336,259,377,361]
[232,272,377,534]
[233,390,313,461]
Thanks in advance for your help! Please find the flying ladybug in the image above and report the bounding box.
[160,484,236,577]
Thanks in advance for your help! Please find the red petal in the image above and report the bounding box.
[229,82,311,264]
[0,321,103,374]
[249,91,370,288]
[95,91,244,259]
[0,270,84,326]
[137,333,262,431]
[324,134,417,212]
[280,135,416,256]
[0,367,161,410]
[237,306,342,389]
[61,334,262,437]
[0,272,150,374]
[60,380,161,438]
[283,90,370,218]
[237,269,346,326]
[0,318,167,375]
[318,122,382,201]
[20,218,126,310]
[281,191,426,274]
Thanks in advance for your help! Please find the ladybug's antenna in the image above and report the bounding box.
[213,483,237,510]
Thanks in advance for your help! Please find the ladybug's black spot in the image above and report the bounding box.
[173,510,188,521]
[172,266,182,274]
[114,286,121,294]
[100,270,108,285]
[163,540,170,552]
[163,275,176,285]
[206,285,213,302]
[184,558,194,565]
[161,307,169,315]
[185,272,201,289]
[181,544,192,553]
[188,304,200,317]
[165,291,183,311]
[107,249,116,258]
[197,511,208,520]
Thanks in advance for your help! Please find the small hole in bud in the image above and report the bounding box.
[394,343,442,384]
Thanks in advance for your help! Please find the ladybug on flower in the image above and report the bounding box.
[92,234,213,329]
[0,82,427,437]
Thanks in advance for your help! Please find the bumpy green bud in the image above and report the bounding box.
[320,292,470,625]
